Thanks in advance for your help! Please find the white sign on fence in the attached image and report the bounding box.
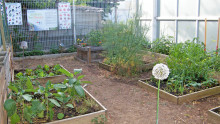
[58,2,71,29]
[27,9,58,31]
[5,3,22,25]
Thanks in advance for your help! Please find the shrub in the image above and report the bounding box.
[150,36,174,55]
[86,30,103,46]
[207,49,220,72]
[101,20,149,76]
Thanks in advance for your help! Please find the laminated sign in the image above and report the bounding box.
[5,3,22,25]
[58,2,71,29]
[27,9,58,31]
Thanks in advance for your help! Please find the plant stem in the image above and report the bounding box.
[46,97,48,121]
[156,80,160,124]
[22,99,24,123]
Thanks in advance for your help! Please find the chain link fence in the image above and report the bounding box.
[1,0,124,53]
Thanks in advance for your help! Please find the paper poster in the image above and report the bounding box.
[58,2,71,29]
[27,9,58,31]
[5,3,22,25]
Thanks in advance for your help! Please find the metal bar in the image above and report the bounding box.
[217,18,220,55]
[175,0,179,43]
[152,0,158,41]
[73,0,76,44]
[204,18,207,52]
[156,17,219,21]
[195,0,200,42]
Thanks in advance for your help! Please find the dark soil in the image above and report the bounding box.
[14,55,220,124]
[213,107,220,114]
[146,79,220,96]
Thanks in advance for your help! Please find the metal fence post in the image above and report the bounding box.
[73,0,77,45]
[152,0,158,42]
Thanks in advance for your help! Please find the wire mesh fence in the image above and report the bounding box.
[0,0,11,49]
[1,0,126,53]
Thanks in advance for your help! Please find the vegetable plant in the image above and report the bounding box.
[15,64,63,80]
[5,67,96,123]
[165,41,218,95]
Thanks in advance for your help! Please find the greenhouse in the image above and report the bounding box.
[0,0,219,124]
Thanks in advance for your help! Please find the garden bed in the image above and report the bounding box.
[75,45,103,63]
[142,51,168,65]
[98,61,154,73]
[207,106,220,124]
[14,64,68,84]
[8,88,107,124]
[138,79,220,104]
[8,64,107,124]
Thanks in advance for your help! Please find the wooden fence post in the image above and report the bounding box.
[0,9,6,51]
[87,47,91,64]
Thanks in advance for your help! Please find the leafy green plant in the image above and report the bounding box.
[207,51,220,72]
[44,65,50,72]
[5,77,37,123]
[86,30,103,46]
[166,41,218,95]
[57,113,64,120]
[55,92,74,115]
[66,46,77,53]
[150,36,174,55]
[15,50,45,57]
[16,64,63,79]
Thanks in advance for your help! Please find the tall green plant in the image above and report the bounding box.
[101,19,149,76]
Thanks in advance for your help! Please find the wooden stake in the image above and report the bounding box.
[217,18,220,55]
[87,47,91,64]
[0,9,6,51]
[10,34,13,54]
[204,18,207,52]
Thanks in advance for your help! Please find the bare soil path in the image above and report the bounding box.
[14,56,220,124]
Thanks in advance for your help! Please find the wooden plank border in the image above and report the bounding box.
[138,79,220,104]
[207,106,220,124]
[46,88,107,124]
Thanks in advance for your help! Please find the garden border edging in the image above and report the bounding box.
[207,106,220,124]
[138,79,220,104]
[13,52,76,61]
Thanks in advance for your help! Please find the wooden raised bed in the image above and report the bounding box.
[14,65,68,84]
[11,65,107,124]
[8,87,107,124]
[208,106,220,124]
[75,45,104,63]
[138,79,220,104]
[47,88,107,124]
[99,62,154,72]
[98,62,114,72]
[142,51,168,67]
